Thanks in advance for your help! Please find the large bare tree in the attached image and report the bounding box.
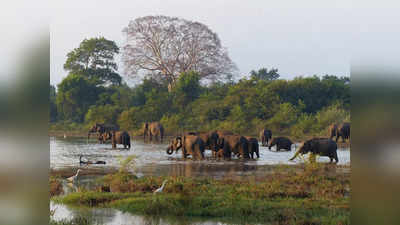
[122,15,237,89]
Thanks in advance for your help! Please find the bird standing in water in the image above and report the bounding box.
[153,180,168,194]
[67,169,81,183]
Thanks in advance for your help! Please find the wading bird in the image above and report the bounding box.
[67,169,81,183]
[153,180,168,194]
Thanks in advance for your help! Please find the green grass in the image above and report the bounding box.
[53,165,350,225]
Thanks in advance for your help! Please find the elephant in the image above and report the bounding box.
[198,131,220,157]
[166,135,205,159]
[217,135,250,159]
[336,122,350,143]
[143,122,164,143]
[259,129,272,147]
[88,123,118,143]
[268,137,293,151]
[329,123,350,143]
[289,138,338,163]
[101,131,131,149]
[245,136,259,158]
[329,124,338,140]
[112,131,131,149]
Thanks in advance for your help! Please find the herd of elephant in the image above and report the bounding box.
[87,121,350,164]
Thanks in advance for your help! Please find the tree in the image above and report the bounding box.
[122,15,237,90]
[173,71,203,106]
[250,68,280,81]
[56,74,99,122]
[64,37,121,86]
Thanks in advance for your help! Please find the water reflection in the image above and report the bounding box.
[51,202,245,225]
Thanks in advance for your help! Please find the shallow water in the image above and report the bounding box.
[51,136,350,178]
[51,201,248,225]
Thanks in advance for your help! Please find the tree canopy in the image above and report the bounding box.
[122,15,237,90]
[250,68,280,81]
[64,37,121,86]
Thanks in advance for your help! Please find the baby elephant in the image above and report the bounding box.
[268,137,293,151]
[290,138,338,163]
[102,131,131,149]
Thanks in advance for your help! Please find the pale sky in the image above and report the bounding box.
[45,0,395,85]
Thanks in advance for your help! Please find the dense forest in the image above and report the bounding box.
[50,70,350,137]
[50,24,349,138]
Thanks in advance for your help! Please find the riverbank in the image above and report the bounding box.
[51,164,350,225]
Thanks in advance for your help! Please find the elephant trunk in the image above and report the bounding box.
[289,149,301,161]
[166,147,173,155]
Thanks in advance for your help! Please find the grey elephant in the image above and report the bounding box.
[329,124,338,140]
[143,122,164,143]
[329,122,350,143]
[268,137,293,151]
[217,134,250,159]
[259,129,272,147]
[88,123,118,143]
[101,131,131,149]
[290,138,338,163]
[166,135,205,159]
[336,122,350,143]
[198,131,220,157]
[245,136,260,158]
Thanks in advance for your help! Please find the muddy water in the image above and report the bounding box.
[51,136,350,178]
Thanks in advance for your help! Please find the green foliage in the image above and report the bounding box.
[56,74,99,122]
[50,84,57,122]
[52,66,350,137]
[250,67,280,81]
[172,71,203,106]
[57,168,350,224]
[85,104,121,125]
[64,37,121,86]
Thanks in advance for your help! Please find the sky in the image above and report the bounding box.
[45,0,394,85]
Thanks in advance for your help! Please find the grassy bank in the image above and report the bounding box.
[52,164,350,225]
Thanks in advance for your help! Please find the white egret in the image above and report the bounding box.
[153,180,168,194]
[67,169,81,183]
[63,133,67,139]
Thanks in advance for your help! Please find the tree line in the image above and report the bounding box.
[50,70,349,137]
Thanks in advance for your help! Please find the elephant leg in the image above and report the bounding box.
[182,148,187,159]
[256,146,260,158]
[334,151,339,164]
